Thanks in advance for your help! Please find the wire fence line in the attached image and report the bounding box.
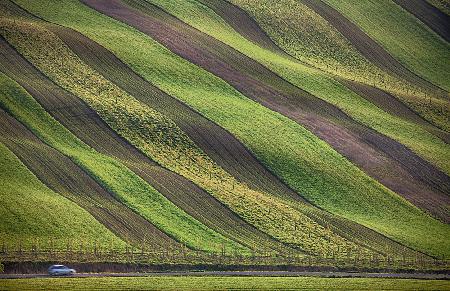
[0,241,448,271]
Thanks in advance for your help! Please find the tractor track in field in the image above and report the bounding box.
[0,35,290,254]
[393,0,450,42]
[83,0,450,223]
[301,0,447,96]
[0,107,178,249]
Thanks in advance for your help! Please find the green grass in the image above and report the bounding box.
[147,0,450,175]
[322,0,450,92]
[11,0,450,259]
[0,141,124,249]
[0,71,244,254]
[1,276,449,291]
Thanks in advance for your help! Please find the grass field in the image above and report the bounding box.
[0,276,449,291]
[146,0,450,177]
[0,0,448,271]
[8,0,450,259]
[1,2,375,258]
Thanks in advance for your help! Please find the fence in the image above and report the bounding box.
[0,241,448,271]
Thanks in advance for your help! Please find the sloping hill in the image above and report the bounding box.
[0,0,448,267]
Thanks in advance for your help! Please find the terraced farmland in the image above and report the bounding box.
[0,0,448,273]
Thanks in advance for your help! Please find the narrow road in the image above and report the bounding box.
[0,271,449,280]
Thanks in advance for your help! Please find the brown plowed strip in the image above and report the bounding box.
[393,0,450,42]
[340,79,450,144]
[301,0,447,95]
[197,0,283,53]
[0,108,176,249]
[82,0,450,222]
[0,36,289,253]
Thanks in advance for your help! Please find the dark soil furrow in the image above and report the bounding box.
[340,79,450,144]
[83,0,450,222]
[393,0,450,42]
[301,0,447,95]
[197,0,284,53]
[0,36,288,253]
[0,107,176,249]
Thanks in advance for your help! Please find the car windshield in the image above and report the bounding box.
[50,265,68,269]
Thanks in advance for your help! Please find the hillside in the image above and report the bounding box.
[0,0,448,270]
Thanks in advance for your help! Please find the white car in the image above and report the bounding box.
[48,265,76,276]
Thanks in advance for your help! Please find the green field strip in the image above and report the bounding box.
[200,0,284,54]
[0,9,297,255]
[320,0,450,92]
[11,0,450,258]
[0,69,245,254]
[46,27,300,254]
[0,13,287,254]
[225,0,449,131]
[138,0,450,179]
[0,132,125,249]
[133,0,450,223]
[200,0,450,144]
[393,0,450,42]
[2,277,450,291]
[300,0,446,96]
[2,2,374,258]
[339,79,450,145]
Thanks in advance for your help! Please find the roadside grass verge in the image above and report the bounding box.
[0,141,124,249]
[0,276,449,291]
[10,0,450,259]
[0,71,244,254]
